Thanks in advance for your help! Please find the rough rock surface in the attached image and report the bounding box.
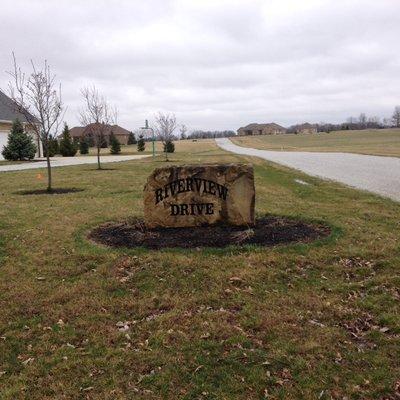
[144,163,255,228]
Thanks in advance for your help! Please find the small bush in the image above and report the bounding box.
[164,140,175,153]
[110,132,121,154]
[79,137,89,155]
[59,124,78,157]
[100,133,108,148]
[127,132,137,145]
[137,135,145,152]
[2,119,36,161]
[44,136,59,157]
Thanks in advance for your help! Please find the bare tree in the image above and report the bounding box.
[154,112,177,161]
[347,116,357,124]
[179,124,187,140]
[79,86,117,170]
[392,106,400,128]
[383,117,392,128]
[367,116,381,129]
[7,53,64,191]
[359,113,367,129]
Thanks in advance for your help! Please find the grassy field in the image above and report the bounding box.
[0,139,399,399]
[231,128,400,157]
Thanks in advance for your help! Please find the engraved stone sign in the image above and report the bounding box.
[144,163,255,228]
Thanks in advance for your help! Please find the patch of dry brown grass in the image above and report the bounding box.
[0,141,399,399]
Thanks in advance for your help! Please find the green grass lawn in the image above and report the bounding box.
[231,128,400,157]
[0,139,399,399]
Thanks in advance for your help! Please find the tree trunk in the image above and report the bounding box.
[164,144,168,162]
[46,153,52,192]
[97,146,101,170]
[37,137,42,157]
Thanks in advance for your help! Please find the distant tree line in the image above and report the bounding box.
[186,130,236,139]
[314,107,400,133]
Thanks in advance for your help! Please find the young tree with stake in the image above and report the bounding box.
[154,112,177,161]
[79,86,117,170]
[7,53,64,191]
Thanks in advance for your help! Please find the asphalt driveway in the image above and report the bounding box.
[216,138,400,202]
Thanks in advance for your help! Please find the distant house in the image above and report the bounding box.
[68,126,85,141]
[59,123,132,145]
[294,123,317,134]
[237,123,287,136]
[0,90,42,160]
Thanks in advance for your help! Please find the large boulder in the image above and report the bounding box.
[144,163,255,228]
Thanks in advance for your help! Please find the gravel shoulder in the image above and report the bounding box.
[216,137,400,202]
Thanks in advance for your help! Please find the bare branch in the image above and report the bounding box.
[154,112,177,161]
[7,53,64,142]
[5,52,65,191]
[179,124,187,139]
[154,112,177,143]
[79,85,118,169]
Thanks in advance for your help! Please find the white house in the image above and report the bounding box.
[0,90,42,160]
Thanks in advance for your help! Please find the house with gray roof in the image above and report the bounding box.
[0,90,42,159]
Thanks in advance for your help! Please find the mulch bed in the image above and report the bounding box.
[89,216,331,249]
[16,188,84,195]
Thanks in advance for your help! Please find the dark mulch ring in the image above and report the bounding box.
[16,188,84,195]
[89,216,331,249]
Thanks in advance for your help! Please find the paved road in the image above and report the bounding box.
[0,155,150,172]
[216,138,400,202]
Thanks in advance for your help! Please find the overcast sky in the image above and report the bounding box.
[1,0,399,132]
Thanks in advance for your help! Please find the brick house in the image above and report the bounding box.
[0,90,42,160]
[294,123,317,134]
[61,123,132,145]
[237,123,287,136]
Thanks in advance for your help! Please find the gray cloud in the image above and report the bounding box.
[1,0,399,131]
